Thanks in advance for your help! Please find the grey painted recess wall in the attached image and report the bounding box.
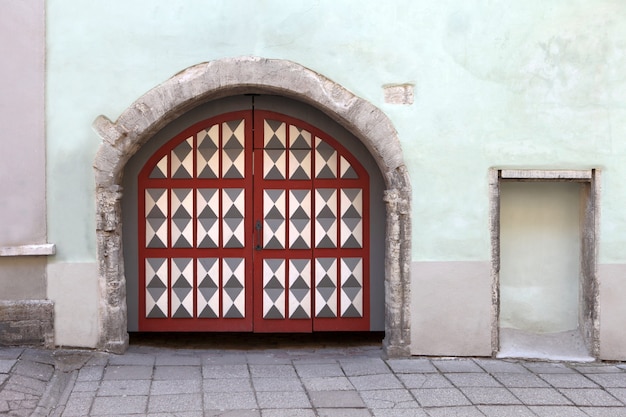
[122,95,386,332]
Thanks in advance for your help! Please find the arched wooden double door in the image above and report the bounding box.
[138,110,370,332]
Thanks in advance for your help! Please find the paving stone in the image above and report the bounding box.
[148,393,203,413]
[0,374,7,385]
[151,378,202,394]
[386,358,437,374]
[256,391,311,408]
[84,353,110,366]
[204,352,250,365]
[522,362,574,374]
[371,409,429,417]
[528,405,588,417]
[250,364,297,378]
[0,359,16,373]
[301,376,354,391]
[61,393,95,416]
[606,387,626,404]
[204,377,253,392]
[108,352,155,366]
[19,349,55,365]
[153,365,202,380]
[459,387,520,405]
[431,360,483,373]
[559,388,623,406]
[97,379,151,396]
[13,359,54,381]
[473,359,529,374]
[340,358,391,376]
[574,364,624,373]
[206,411,260,417]
[90,395,148,415]
[309,390,365,408]
[316,408,371,417]
[585,373,626,388]
[477,405,536,416]
[7,374,47,395]
[0,347,24,360]
[155,354,202,366]
[103,365,153,380]
[77,365,104,381]
[538,372,599,388]
[359,389,417,409]
[411,388,470,407]
[203,363,250,378]
[72,380,100,392]
[445,372,502,387]
[423,406,484,417]
[397,373,453,389]
[581,407,626,417]
[203,391,257,409]
[492,372,550,388]
[294,363,344,377]
[261,410,316,417]
[246,352,292,365]
[349,374,403,390]
[508,387,572,405]
[252,376,304,391]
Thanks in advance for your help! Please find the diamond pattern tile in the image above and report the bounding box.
[197,124,219,178]
[222,258,245,318]
[171,189,193,248]
[263,189,286,249]
[171,137,194,179]
[289,125,311,180]
[289,259,311,319]
[263,119,286,180]
[340,155,358,179]
[289,190,311,249]
[315,189,337,249]
[146,258,168,318]
[340,188,363,249]
[145,188,168,248]
[196,188,219,248]
[315,137,337,179]
[197,258,219,318]
[222,188,245,248]
[263,259,286,319]
[340,258,363,318]
[315,258,338,318]
[149,154,168,179]
[222,119,245,178]
[171,258,193,318]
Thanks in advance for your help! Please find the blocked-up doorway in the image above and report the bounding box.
[492,170,599,360]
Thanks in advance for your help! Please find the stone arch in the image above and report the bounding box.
[93,57,411,356]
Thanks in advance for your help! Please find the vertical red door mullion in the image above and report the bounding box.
[252,113,265,330]
[217,121,223,320]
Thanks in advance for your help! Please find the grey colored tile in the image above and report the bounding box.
[372,409,429,417]
[204,391,257,409]
[70,381,99,392]
[340,358,391,376]
[581,407,626,417]
[586,373,626,388]
[359,389,417,409]
[155,354,202,366]
[478,405,536,417]
[397,373,453,389]
[302,376,354,391]
[252,377,304,392]
[250,364,297,378]
[153,365,201,380]
[424,406,484,417]
[538,372,598,388]
[97,379,151,396]
[0,348,24,360]
[148,393,203,413]
[509,387,571,405]
[607,387,626,404]
[256,391,311,408]
[77,365,104,381]
[411,388,470,407]
[206,410,261,417]
[90,395,148,415]
[309,390,365,408]
[295,363,344,378]
[246,352,292,365]
[522,362,574,374]
[574,364,624,373]
[445,373,502,387]
[108,353,155,366]
[6,375,47,395]
[150,378,202,394]
[529,405,588,417]
[204,353,249,365]
[460,387,520,405]
[349,374,403,390]
[0,360,16,373]
[102,365,153,380]
[204,377,253,392]
[474,359,529,374]
[203,363,250,378]
[261,410,316,417]
[559,388,622,406]
[493,372,550,388]
[386,358,437,373]
[60,393,94,417]
[13,360,54,381]
[432,360,483,373]
[316,409,371,417]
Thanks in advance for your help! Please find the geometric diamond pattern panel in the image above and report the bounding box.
[197,188,219,248]
[145,188,168,249]
[197,258,219,318]
[263,189,286,249]
[149,154,168,179]
[222,188,245,248]
[340,188,363,249]
[197,124,219,179]
[171,189,193,248]
[145,258,168,319]
[222,258,245,319]
[171,258,194,318]
[263,259,286,319]
[315,189,338,249]
[315,137,337,179]
[171,137,194,179]
[340,155,358,179]
[289,125,311,180]
[315,258,338,318]
[289,259,311,319]
[289,190,311,249]
[222,119,245,179]
[263,120,286,180]
[340,258,363,318]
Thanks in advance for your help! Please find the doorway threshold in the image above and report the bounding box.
[497,328,594,362]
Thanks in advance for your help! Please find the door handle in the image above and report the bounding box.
[255,220,262,250]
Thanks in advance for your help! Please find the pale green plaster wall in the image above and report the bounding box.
[47,0,626,263]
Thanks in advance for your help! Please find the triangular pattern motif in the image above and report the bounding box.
[171,137,194,179]
[315,189,337,249]
[289,190,311,249]
[222,119,245,179]
[263,259,286,319]
[222,258,245,318]
[197,258,219,318]
[171,188,193,248]
[315,258,337,318]
[340,188,363,249]
[196,188,219,248]
[315,137,337,179]
[145,188,168,248]
[171,258,193,318]
[340,155,358,179]
[263,119,286,180]
[197,124,219,178]
[288,125,311,180]
[145,258,168,318]
[289,259,311,319]
[340,258,363,317]
[222,188,245,248]
[263,189,286,249]
[149,155,168,179]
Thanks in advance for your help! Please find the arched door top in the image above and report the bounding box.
[93,57,411,356]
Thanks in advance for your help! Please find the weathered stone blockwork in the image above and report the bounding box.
[0,300,54,348]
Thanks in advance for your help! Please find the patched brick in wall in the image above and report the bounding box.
[0,300,54,348]
[383,84,414,105]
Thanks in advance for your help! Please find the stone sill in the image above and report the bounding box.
[0,244,56,257]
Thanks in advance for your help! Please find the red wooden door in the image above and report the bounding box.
[137,110,369,332]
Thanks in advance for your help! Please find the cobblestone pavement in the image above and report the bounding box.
[2,341,626,416]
